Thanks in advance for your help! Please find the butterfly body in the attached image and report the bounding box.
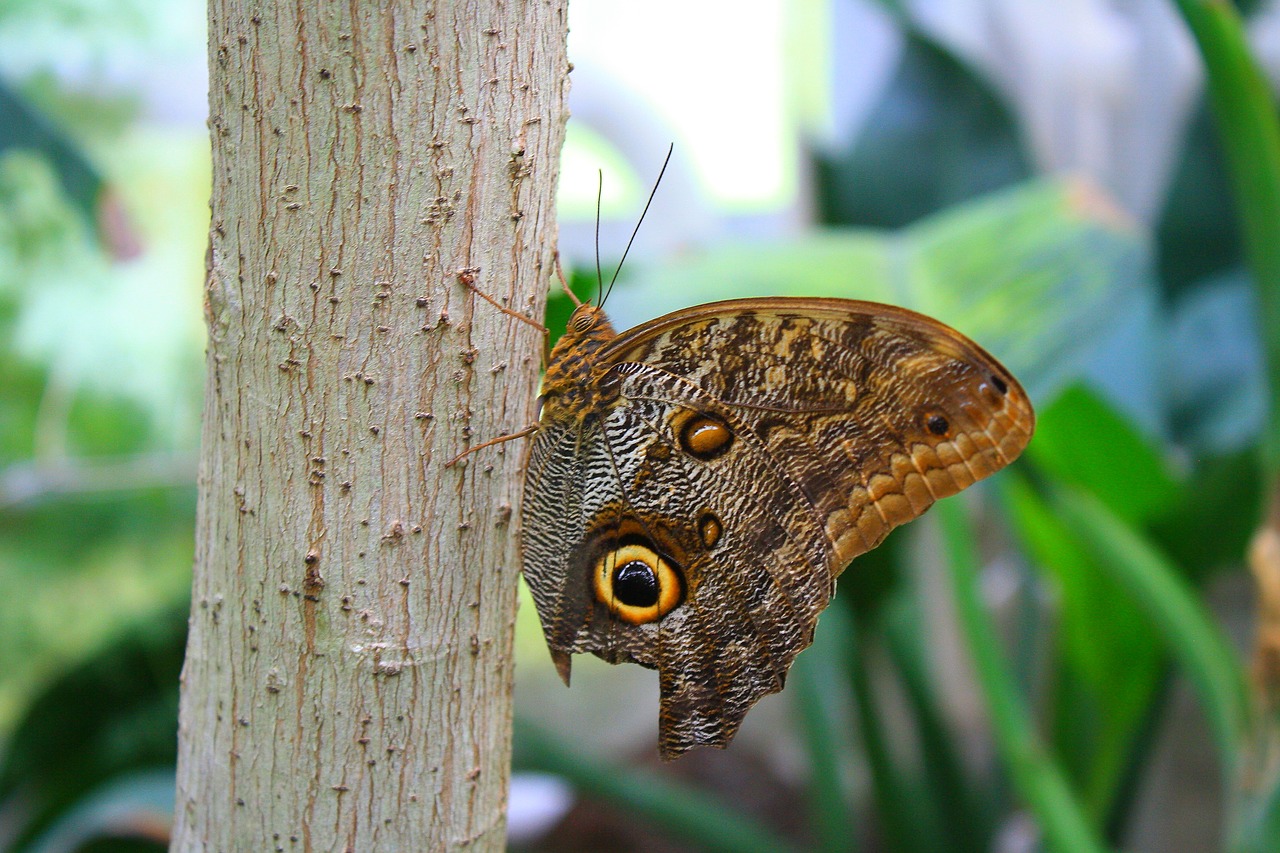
[536,305,621,425]
[520,297,1034,758]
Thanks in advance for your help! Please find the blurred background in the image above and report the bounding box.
[1,0,1275,851]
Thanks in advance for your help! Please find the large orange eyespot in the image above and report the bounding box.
[593,542,684,624]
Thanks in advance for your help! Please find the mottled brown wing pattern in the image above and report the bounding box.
[605,299,1034,570]
[532,382,839,756]
[521,420,590,657]
[520,297,1034,759]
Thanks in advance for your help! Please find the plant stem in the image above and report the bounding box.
[937,499,1106,853]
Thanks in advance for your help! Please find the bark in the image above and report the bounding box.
[172,2,567,850]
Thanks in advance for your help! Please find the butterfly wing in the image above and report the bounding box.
[524,379,835,756]
[603,298,1035,569]
[521,298,1034,758]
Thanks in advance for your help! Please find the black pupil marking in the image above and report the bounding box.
[927,414,950,436]
[611,560,660,607]
[991,374,1008,395]
[613,561,659,608]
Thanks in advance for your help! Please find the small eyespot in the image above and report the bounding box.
[679,415,733,460]
[697,511,723,549]
[593,542,684,624]
[926,414,950,437]
[991,374,1008,395]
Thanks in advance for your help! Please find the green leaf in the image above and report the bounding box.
[882,591,994,852]
[1165,274,1265,453]
[1027,385,1181,526]
[0,608,185,852]
[0,489,194,742]
[846,616,939,853]
[1152,449,1261,579]
[1001,474,1164,826]
[1157,106,1245,298]
[1172,6,1280,847]
[813,33,1031,229]
[1173,0,1280,479]
[1047,483,1247,762]
[26,769,173,853]
[0,81,105,224]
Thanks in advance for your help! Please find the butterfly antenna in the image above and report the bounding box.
[594,168,604,306]
[601,142,673,309]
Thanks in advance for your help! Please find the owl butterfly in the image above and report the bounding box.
[458,155,1033,758]
[518,293,1034,758]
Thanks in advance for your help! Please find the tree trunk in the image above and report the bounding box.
[173,1,568,849]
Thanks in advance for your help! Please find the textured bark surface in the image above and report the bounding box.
[172,1,567,849]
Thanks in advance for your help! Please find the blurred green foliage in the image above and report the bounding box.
[0,3,205,850]
[3,2,1279,852]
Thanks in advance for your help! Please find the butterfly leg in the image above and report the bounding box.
[457,268,550,340]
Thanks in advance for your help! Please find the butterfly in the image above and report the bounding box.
[453,149,1034,758]
[515,290,1034,759]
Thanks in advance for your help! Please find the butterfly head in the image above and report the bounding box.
[567,302,612,333]
[549,303,618,362]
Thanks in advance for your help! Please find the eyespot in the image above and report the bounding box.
[991,374,1008,395]
[697,511,723,549]
[593,541,684,624]
[925,413,950,437]
[678,415,734,460]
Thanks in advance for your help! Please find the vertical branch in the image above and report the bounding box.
[173,1,568,849]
